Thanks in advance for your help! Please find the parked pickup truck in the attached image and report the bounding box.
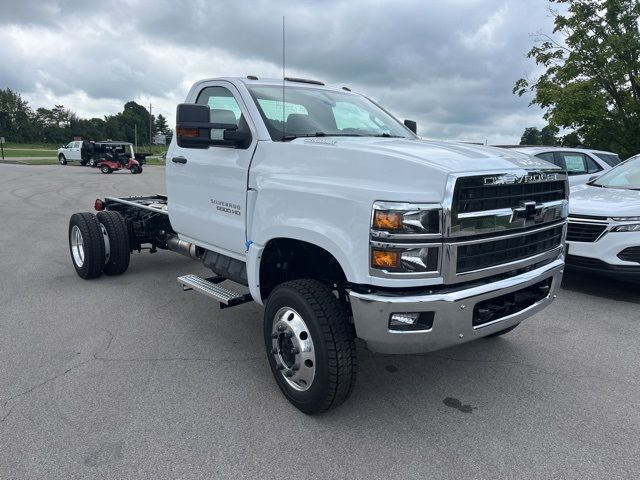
[67,76,568,414]
[58,140,149,167]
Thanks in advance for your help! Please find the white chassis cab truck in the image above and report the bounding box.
[68,76,568,414]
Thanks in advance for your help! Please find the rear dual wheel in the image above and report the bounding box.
[68,211,130,279]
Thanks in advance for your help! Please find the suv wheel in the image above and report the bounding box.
[264,279,357,414]
[58,154,67,165]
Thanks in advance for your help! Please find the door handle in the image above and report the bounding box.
[172,156,187,164]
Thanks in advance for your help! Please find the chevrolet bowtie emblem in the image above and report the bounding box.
[511,201,541,223]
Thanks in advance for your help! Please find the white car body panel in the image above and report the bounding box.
[568,184,640,266]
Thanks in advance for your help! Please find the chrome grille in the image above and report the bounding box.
[456,180,566,214]
[442,171,568,283]
[456,225,564,273]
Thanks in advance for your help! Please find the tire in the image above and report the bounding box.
[80,159,88,166]
[100,165,111,174]
[68,212,106,279]
[485,323,520,338]
[130,165,142,174]
[58,154,67,165]
[89,158,97,167]
[264,279,357,414]
[97,210,130,275]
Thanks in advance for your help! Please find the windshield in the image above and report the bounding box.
[593,152,621,167]
[592,158,640,189]
[246,85,414,141]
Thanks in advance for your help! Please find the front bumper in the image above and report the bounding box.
[349,258,564,354]
[566,232,640,281]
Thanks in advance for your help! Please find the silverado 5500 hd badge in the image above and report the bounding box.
[210,199,241,216]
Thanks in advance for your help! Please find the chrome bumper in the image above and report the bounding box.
[349,258,564,354]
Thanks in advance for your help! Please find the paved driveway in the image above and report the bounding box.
[1,164,638,479]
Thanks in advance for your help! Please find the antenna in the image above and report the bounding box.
[282,16,286,141]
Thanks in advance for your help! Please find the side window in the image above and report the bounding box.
[66,142,74,148]
[196,86,242,128]
[585,155,603,174]
[534,152,558,166]
[557,152,588,175]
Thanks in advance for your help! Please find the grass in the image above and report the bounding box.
[1,148,57,158]
[3,142,61,150]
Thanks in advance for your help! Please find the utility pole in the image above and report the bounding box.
[149,103,153,151]
[134,124,138,149]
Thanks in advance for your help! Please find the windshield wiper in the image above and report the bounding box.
[282,132,364,141]
[371,133,404,138]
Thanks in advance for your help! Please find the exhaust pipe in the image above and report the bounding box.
[166,235,199,259]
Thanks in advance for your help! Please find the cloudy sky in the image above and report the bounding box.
[0,0,560,144]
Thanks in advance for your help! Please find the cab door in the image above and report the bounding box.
[166,81,257,259]
[68,141,82,160]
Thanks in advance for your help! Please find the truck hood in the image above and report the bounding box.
[294,137,558,174]
[569,184,640,217]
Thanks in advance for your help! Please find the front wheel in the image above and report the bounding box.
[89,158,97,167]
[100,165,111,174]
[58,154,67,165]
[264,279,357,414]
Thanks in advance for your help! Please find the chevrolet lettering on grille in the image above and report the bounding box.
[482,172,559,186]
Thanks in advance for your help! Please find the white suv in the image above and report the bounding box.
[513,147,621,186]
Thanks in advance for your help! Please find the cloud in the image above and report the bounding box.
[0,0,558,143]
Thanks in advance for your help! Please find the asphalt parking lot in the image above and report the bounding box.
[1,163,638,479]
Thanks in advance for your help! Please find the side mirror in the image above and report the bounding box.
[587,175,600,183]
[404,119,417,134]
[176,103,251,149]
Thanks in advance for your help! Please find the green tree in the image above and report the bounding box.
[561,130,583,147]
[154,114,170,136]
[540,124,559,145]
[514,0,640,158]
[0,88,35,142]
[520,127,543,145]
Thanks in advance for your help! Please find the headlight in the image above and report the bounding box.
[371,246,440,272]
[372,202,442,236]
[611,224,640,232]
[370,202,443,275]
[612,217,640,221]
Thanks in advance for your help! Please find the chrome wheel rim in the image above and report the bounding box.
[271,307,316,392]
[70,225,85,267]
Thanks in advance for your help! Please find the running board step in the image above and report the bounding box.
[177,274,253,309]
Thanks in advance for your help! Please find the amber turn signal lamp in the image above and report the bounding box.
[176,127,199,138]
[373,210,403,230]
[371,249,400,269]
